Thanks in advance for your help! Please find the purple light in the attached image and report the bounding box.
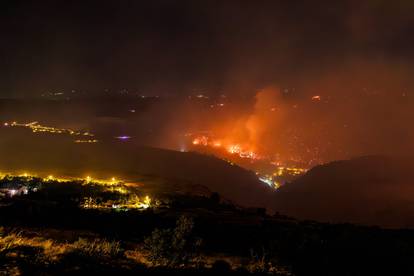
[116,135,131,140]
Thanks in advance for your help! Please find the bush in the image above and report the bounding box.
[70,238,122,258]
[144,215,202,267]
[247,247,293,275]
[0,231,24,255]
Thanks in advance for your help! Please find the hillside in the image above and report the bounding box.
[0,128,274,209]
[273,156,414,228]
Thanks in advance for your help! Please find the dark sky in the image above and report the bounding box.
[1,0,414,97]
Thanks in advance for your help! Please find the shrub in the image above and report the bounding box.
[144,215,202,267]
[70,238,122,258]
[0,231,24,254]
[247,247,293,275]
[0,230,67,264]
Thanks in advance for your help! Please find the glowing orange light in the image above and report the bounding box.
[213,141,222,147]
[191,134,263,161]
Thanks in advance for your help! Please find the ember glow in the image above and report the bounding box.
[191,135,262,161]
[178,87,323,170]
[189,133,307,189]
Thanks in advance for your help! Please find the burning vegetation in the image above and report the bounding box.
[191,135,262,161]
[188,133,307,189]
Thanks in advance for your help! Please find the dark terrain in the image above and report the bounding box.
[273,156,414,228]
[1,176,414,275]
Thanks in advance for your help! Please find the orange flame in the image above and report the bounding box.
[191,136,262,160]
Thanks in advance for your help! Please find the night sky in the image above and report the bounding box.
[1,0,414,97]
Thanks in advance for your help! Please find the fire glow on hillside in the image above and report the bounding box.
[192,135,262,160]
[189,134,307,189]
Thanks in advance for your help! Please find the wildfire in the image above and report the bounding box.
[226,144,260,159]
[191,135,262,160]
[192,135,210,146]
[188,134,308,190]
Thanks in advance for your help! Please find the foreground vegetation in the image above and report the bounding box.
[1,177,414,275]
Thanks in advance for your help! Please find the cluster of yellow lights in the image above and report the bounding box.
[74,139,99,143]
[77,175,153,209]
[83,175,120,185]
[81,192,153,210]
[258,175,280,189]
[0,172,120,185]
[3,121,96,143]
[0,172,153,210]
[81,194,153,210]
[273,166,307,177]
[257,166,307,189]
